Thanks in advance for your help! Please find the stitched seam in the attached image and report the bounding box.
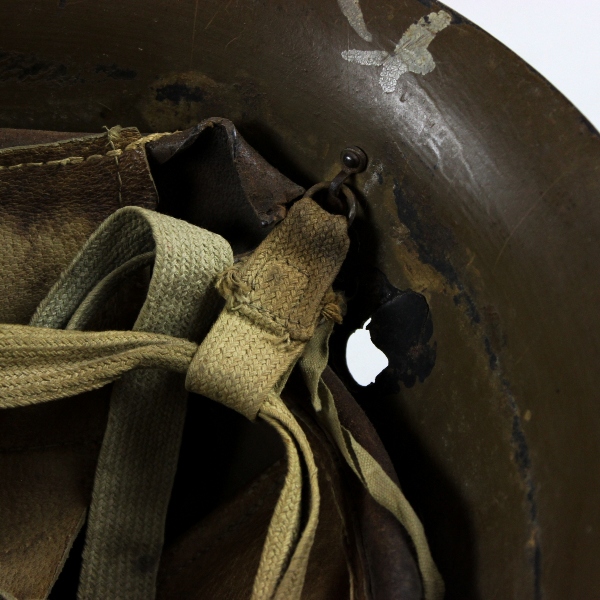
[124,131,174,150]
[0,149,124,171]
[232,302,316,342]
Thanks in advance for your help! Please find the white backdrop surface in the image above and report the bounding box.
[443,0,600,130]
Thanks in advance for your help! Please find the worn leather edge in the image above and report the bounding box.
[0,129,88,150]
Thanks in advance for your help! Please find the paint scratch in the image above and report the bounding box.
[225,36,240,50]
[338,0,373,42]
[342,11,451,93]
[364,160,384,196]
[493,168,571,268]
[205,9,219,30]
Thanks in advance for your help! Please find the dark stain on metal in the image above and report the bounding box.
[393,173,541,595]
[439,4,483,30]
[95,63,137,80]
[394,173,540,552]
[368,290,436,390]
[433,2,485,30]
[448,11,463,25]
[578,114,600,137]
[483,337,498,370]
[345,268,436,391]
[503,377,542,600]
[0,50,81,84]
[394,179,485,328]
[393,179,460,287]
[481,305,506,351]
[453,291,481,324]
[155,83,204,104]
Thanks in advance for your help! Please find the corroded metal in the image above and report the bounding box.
[1,1,599,598]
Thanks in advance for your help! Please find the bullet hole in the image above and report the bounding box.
[346,318,390,386]
[345,287,436,391]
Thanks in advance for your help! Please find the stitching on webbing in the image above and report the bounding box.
[0,148,124,171]
[0,126,164,172]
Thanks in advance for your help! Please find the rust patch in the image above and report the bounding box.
[367,286,436,390]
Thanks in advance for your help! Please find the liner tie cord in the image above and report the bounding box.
[0,198,443,600]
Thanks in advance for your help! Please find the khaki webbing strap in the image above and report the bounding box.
[31,206,233,600]
[186,198,350,599]
[0,326,195,407]
[257,397,319,600]
[0,198,348,600]
[185,197,349,420]
[0,197,443,600]
[300,320,445,600]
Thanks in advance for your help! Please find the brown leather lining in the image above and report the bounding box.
[0,129,87,151]
[0,127,157,598]
[0,124,422,600]
[322,367,424,600]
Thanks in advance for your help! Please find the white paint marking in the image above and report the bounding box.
[363,160,384,196]
[342,11,452,93]
[337,0,373,42]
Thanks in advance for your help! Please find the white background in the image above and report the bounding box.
[346,0,599,385]
[443,0,600,130]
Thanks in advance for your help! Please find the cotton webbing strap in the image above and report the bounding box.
[300,320,445,600]
[0,197,443,599]
[185,197,350,599]
[31,206,234,599]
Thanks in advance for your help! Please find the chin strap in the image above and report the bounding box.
[28,205,233,600]
[0,197,443,600]
[300,320,445,600]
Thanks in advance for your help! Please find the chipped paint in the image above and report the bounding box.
[337,0,373,42]
[363,159,384,196]
[342,11,451,93]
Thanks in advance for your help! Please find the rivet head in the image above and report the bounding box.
[340,146,368,173]
[342,151,360,169]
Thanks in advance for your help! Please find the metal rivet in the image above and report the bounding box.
[340,146,368,174]
[343,151,360,169]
